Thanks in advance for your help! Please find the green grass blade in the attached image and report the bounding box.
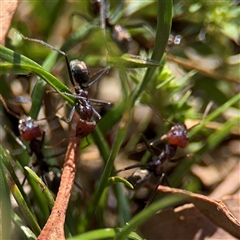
[130,0,173,104]
[98,0,173,133]
[107,176,133,189]
[0,146,11,240]
[4,166,41,235]
[189,93,240,138]
[69,228,143,240]
[30,50,59,118]
[12,212,37,240]
[0,46,74,105]
[24,167,55,208]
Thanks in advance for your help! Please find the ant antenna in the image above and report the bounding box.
[0,94,21,119]
[187,100,214,130]
[4,125,27,151]
[17,31,76,87]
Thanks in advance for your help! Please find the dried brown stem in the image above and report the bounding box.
[37,113,81,240]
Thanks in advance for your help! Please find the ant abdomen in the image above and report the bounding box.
[70,60,90,86]
[127,169,151,190]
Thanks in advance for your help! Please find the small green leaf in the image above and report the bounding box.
[107,176,134,189]
[109,54,162,68]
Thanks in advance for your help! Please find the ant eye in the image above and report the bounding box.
[70,60,90,85]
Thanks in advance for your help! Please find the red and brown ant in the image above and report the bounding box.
[0,94,62,188]
[117,121,189,206]
[118,98,213,206]
[18,33,112,139]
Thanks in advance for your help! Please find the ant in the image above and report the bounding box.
[117,122,189,206]
[93,0,133,53]
[19,33,112,139]
[0,94,62,189]
[72,0,136,53]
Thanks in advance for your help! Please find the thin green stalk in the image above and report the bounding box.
[81,99,132,231]
[4,167,41,235]
[130,0,173,105]
[189,93,240,138]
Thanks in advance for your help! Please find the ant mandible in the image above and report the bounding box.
[117,122,188,205]
[19,33,111,138]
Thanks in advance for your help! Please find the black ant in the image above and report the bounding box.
[18,33,112,139]
[0,94,62,189]
[117,122,189,206]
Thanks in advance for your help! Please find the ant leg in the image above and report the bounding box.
[141,134,161,155]
[81,137,91,150]
[73,181,84,192]
[116,163,147,173]
[89,98,112,106]
[65,93,112,106]
[92,108,101,122]
[4,125,28,152]
[22,174,28,186]
[39,131,45,147]
[0,94,20,119]
[64,92,88,101]
[64,105,76,123]
[85,66,110,89]
[17,31,76,87]
[145,173,165,208]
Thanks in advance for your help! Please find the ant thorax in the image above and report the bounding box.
[73,87,93,121]
[79,101,93,121]
[151,144,177,176]
[18,115,42,141]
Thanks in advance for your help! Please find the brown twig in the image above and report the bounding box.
[37,113,81,240]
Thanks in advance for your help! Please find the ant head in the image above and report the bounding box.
[166,123,188,148]
[18,115,42,141]
[70,60,90,89]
